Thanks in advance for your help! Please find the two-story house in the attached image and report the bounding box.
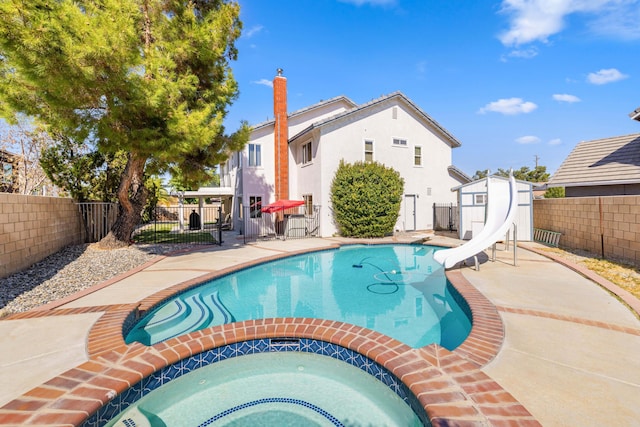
[226,70,469,238]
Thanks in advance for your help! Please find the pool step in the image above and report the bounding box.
[130,291,235,345]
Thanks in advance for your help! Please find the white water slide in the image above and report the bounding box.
[434,175,518,269]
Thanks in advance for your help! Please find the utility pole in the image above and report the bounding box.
[534,154,540,168]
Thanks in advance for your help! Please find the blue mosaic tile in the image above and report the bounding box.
[218,344,236,360]
[197,397,344,427]
[183,356,200,372]
[235,340,254,356]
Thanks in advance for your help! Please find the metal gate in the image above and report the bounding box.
[433,203,459,232]
[242,205,320,243]
[132,205,224,245]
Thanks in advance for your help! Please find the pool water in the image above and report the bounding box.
[105,352,424,427]
[126,244,471,349]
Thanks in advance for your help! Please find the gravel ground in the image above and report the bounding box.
[0,243,200,316]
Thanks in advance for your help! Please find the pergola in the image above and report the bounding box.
[170,187,233,232]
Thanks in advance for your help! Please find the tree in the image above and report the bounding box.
[472,169,489,180]
[40,133,126,202]
[544,186,565,198]
[330,160,404,238]
[473,166,551,183]
[496,166,550,182]
[0,0,248,247]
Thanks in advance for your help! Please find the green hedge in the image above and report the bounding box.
[330,160,404,237]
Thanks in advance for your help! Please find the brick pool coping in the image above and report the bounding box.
[0,244,541,426]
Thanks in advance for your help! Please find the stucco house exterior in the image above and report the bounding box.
[225,70,469,237]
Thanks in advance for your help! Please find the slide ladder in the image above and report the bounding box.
[434,175,518,269]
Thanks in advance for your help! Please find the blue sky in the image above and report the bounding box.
[225,0,640,176]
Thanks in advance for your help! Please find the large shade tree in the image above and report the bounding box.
[0,0,248,247]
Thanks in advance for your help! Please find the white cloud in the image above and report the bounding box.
[588,1,640,40]
[497,0,629,46]
[587,68,629,84]
[506,47,539,59]
[478,98,538,115]
[516,135,541,144]
[244,25,264,38]
[553,93,581,103]
[338,0,397,6]
[548,138,562,145]
[252,79,273,88]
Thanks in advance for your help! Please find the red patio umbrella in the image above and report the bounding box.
[261,199,305,214]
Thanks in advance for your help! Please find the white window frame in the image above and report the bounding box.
[364,140,374,163]
[302,141,313,164]
[474,194,487,205]
[392,138,407,147]
[248,143,261,167]
[414,145,422,166]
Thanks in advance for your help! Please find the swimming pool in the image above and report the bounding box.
[126,244,471,350]
[104,351,424,427]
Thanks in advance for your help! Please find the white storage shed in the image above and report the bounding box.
[453,176,533,241]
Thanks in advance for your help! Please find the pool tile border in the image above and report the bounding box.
[0,243,541,426]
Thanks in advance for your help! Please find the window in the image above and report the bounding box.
[392,138,407,146]
[414,146,422,166]
[1,162,12,184]
[475,194,487,205]
[303,194,313,215]
[364,140,374,163]
[249,196,262,218]
[302,141,312,164]
[248,143,261,167]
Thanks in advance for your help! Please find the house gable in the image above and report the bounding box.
[289,92,462,149]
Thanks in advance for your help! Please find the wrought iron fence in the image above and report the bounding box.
[77,202,226,245]
[77,202,321,245]
[433,203,459,232]
[241,205,320,243]
[132,205,225,245]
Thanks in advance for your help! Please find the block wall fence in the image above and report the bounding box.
[2,194,639,279]
[0,193,84,279]
[533,196,640,265]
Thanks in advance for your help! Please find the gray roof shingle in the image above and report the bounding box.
[548,133,640,187]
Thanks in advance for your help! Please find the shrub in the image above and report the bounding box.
[544,187,565,198]
[330,160,404,237]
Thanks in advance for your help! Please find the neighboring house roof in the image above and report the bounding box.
[289,92,463,148]
[630,107,640,122]
[548,133,640,188]
[251,95,357,131]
